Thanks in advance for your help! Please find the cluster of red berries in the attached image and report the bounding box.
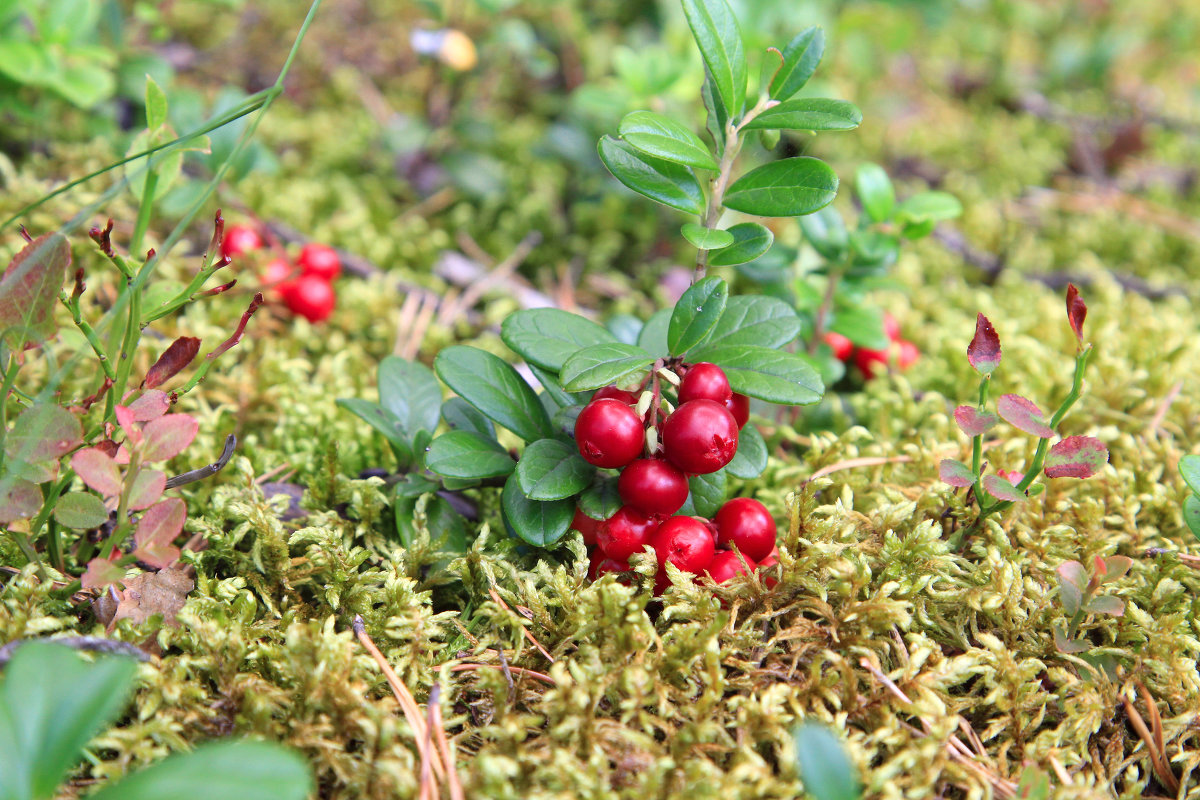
[570,363,778,592]
[222,224,342,323]
[824,313,919,379]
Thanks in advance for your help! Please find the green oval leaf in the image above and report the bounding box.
[1179,454,1200,497]
[378,357,443,438]
[425,431,515,480]
[681,224,735,250]
[501,308,617,371]
[636,309,672,359]
[770,27,824,101]
[53,491,110,529]
[854,163,895,223]
[896,191,962,223]
[579,477,621,521]
[1183,494,1200,542]
[742,98,861,132]
[597,136,705,215]
[337,399,412,464]
[702,295,801,350]
[679,471,726,518]
[560,343,655,392]
[707,222,774,267]
[434,346,553,442]
[793,723,861,800]
[687,344,823,405]
[619,110,719,171]
[798,205,848,260]
[723,157,839,217]
[726,423,767,480]
[516,439,595,501]
[668,276,728,356]
[681,0,746,120]
[441,397,495,438]
[501,472,574,547]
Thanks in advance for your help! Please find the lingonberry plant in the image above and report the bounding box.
[941,285,1109,548]
[342,0,865,591]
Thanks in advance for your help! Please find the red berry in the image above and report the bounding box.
[854,346,890,379]
[596,505,659,562]
[824,332,853,362]
[756,547,780,588]
[651,516,715,575]
[678,362,731,404]
[593,385,638,404]
[574,398,644,468]
[725,392,750,429]
[297,243,342,281]
[588,550,629,581]
[222,224,262,257]
[705,550,757,583]
[282,274,336,322]
[713,497,776,562]
[261,256,292,288]
[661,399,738,475]
[570,508,603,547]
[883,312,901,342]
[617,458,689,516]
[896,339,920,370]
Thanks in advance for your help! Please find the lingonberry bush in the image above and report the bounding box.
[941,284,1109,547]
[342,0,876,593]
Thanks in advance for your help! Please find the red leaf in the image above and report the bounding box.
[133,497,186,568]
[115,405,142,445]
[71,447,123,497]
[141,414,198,462]
[967,313,1001,375]
[0,232,70,347]
[996,394,1055,438]
[1065,284,1087,342]
[997,468,1024,485]
[1045,435,1108,478]
[3,403,82,463]
[81,555,126,590]
[939,459,975,488]
[0,477,43,523]
[127,390,170,421]
[982,473,1023,502]
[128,468,166,510]
[143,337,201,389]
[954,406,999,437]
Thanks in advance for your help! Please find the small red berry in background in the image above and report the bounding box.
[662,399,739,474]
[714,497,776,562]
[854,345,890,379]
[896,340,920,370]
[678,362,732,404]
[570,508,603,547]
[705,550,756,583]
[588,551,629,581]
[282,274,337,323]
[882,312,901,342]
[618,458,689,517]
[574,398,644,468]
[593,385,638,404]
[222,224,262,257]
[297,242,342,281]
[597,506,660,562]
[756,547,780,588]
[651,516,715,575]
[824,332,853,362]
[724,392,750,429]
[261,257,293,289]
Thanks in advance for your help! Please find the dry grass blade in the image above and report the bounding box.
[1121,683,1179,794]
[1147,380,1183,436]
[428,682,466,800]
[807,456,913,483]
[449,662,556,686]
[488,586,554,663]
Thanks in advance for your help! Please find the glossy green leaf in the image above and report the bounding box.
[579,477,621,521]
[701,72,728,154]
[597,136,705,215]
[793,723,860,800]
[681,224,735,250]
[896,191,962,223]
[393,487,467,552]
[687,344,823,404]
[0,232,70,351]
[707,222,774,266]
[379,357,442,438]
[1183,494,1200,542]
[440,397,494,438]
[726,423,767,479]
[144,75,168,130]
[636,309,672,359]
[723,157,838,217]
[425,431,515,480]
[337,399,412,464]
[703,295,802,350]
[742,98,861,132]
[681,0,746,120]
[89,740,311,800]
[54,491,109,529]
[679,471,726,517]
[606,314,643,346]
[854,163,895,223]
[501,309,616,371]
[560,343,655,392]
[516,439,594,501]
[798,205,848,260]
[435,346,553,442]
[769,27,824,101]
[501,472,574,547]
[1178,455,1200,497]
[830,306,888,351]
[668,277,728,356]
[0,643,137,800]
[619,110,718,171]
[528,364,589,409]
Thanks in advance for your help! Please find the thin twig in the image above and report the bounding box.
[488,587,554,663]
[428,682,465,800]
[164,434,237,489]
[448,662,555,686]
[1147,381,1183,436]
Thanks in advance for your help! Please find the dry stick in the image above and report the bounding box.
[1121,683,1180,794]
[859,657,1018,797]
[352,616,446,784]
[428,683,466,800]
[418,685,438,800]
[1147,380,1183,436]
[487,586,554,663]
[448,662,556,686]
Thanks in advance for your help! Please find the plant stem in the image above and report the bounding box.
[806,261,845,356]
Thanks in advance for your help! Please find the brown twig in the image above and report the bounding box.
[1147,381,1183,436]
[448,662,556,686]
[488,586,554,663]
[428,682,465,800]
[1120,683,1179,794]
